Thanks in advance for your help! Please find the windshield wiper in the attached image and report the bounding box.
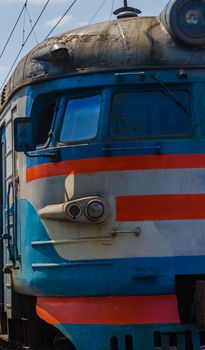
[151,74,191,116]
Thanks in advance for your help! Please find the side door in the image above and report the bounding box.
[0,128,5,317]
[3,106,21,322]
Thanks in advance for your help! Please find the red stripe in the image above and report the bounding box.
[36,295,180,325]
[27,153,205,182]
[117,194,205,221]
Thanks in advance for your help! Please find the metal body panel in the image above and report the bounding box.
[20,167,205,260]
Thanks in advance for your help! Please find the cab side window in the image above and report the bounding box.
[60,95,101,143]
[31,94,58,147]
[37,98,57,145]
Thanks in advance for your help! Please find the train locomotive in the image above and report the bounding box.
[0,0,205,349]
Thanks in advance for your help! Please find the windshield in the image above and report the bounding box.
[111,90,192,139]
[60,95,101,143]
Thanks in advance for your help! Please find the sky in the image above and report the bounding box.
[0,0,168,89]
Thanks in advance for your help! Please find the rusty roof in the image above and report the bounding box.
[1,16,205,109]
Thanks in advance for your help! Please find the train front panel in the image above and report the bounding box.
[11,68,205,349]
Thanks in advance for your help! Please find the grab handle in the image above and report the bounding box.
[6,181,14,262]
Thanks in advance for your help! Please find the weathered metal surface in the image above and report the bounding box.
[1,16,205,111]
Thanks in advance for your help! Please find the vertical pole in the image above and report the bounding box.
[124,0,128,7]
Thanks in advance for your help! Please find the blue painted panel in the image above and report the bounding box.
[22,69,205,170]
[26,138,205,168]
[56,323,201,350]
[25,71,205,105]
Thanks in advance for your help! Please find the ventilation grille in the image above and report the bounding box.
[0,85,7,107]
[154,330,205,350]
[110,335,133,350]
[109,330,205,350]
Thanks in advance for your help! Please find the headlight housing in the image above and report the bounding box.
[160,0,205,46]
[64,196,108,224]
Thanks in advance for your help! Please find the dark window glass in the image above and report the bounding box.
[37,98,57,145]
[60,95,100,143]
[31,95,58,146]
[111,91,192,139]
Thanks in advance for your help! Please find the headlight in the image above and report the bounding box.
[160,0,205,46]
[85,200,105,221]
[65,203,82,219]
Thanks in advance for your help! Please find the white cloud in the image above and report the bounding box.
[44,15,74,28]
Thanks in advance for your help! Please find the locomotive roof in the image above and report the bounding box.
[1,15,205,109]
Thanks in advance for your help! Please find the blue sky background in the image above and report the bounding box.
[0,0,168,88]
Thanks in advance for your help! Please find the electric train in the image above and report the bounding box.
[0,0,205,349]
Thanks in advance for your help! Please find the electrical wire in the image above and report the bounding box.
[0,0,50,91]
[0,0,28,59]
[22,2,27,46]
[44,0,78,40]
[25,6,39,44]
[88,0,108,25]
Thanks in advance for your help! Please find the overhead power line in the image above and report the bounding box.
[0,0,50,91]
[25,6,39,45]
[0,0,28,59]
[22,2,27,46]
[88,0,108,25]
[44,0,78,40]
